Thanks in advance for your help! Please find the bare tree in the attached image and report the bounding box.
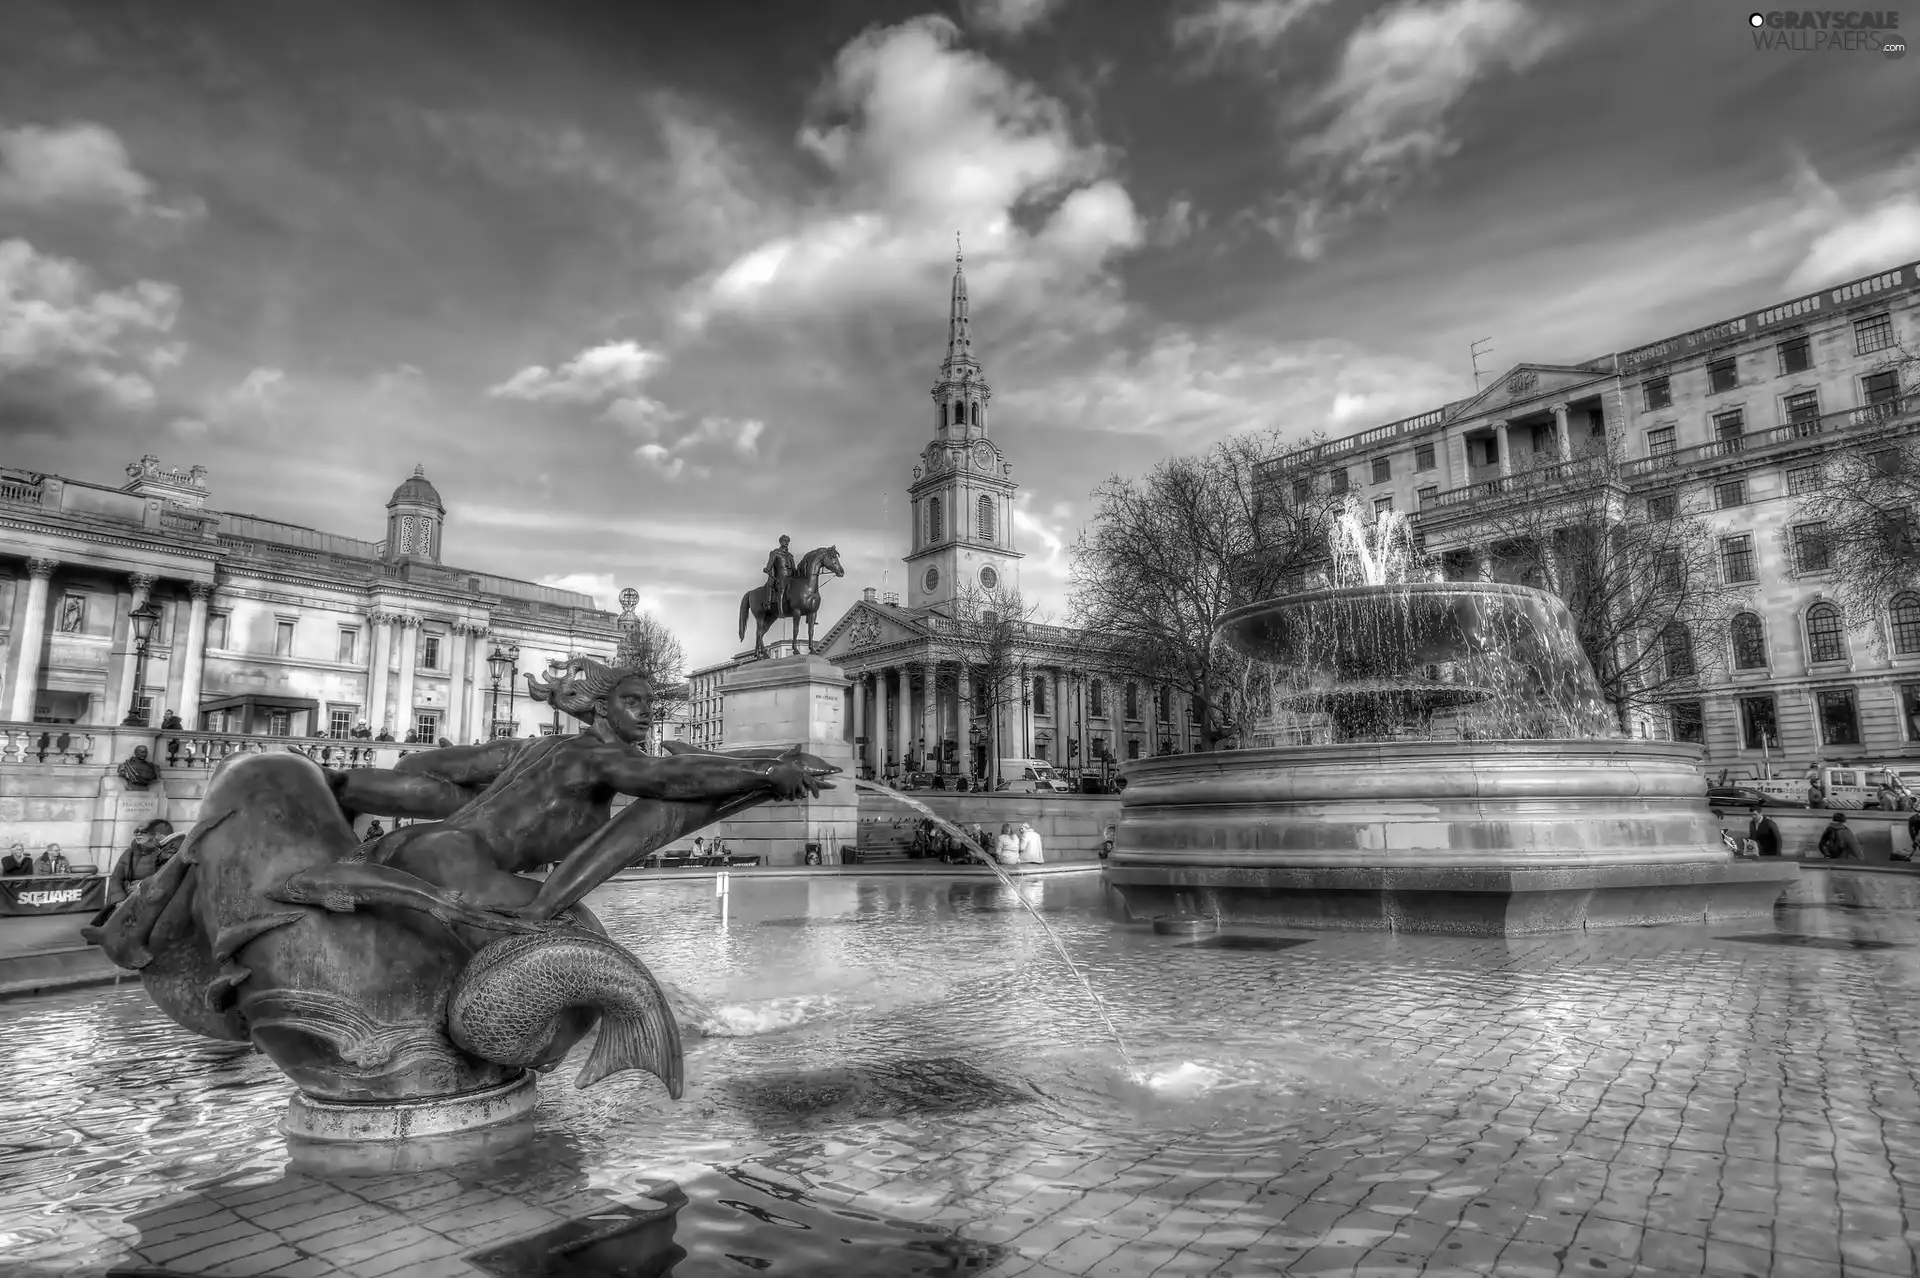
[1790,343,1920,637]
[1070,430,1334,749]
[1468,456,1749,733]
[930,582,1049,790]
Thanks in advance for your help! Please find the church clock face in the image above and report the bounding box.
[979,566,998,589]
[970,441,993,469]
[924,566,940,592]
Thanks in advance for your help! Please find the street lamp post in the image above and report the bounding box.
[504,643,521,734]
[485,643,520,740]
[122,602,162,726]
[968,722,983,788]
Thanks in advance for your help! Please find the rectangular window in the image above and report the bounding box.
[1721,534,1757,583]
[1714,479,1747,510]
[1777,335,1812,374]
[1791,522,1831,574]
[1482,437,1500,466]
[1713,409,1745,442]
[1646,426,1676,456]
[1708,356,1739,394]
[415,712,440,742]
[206,612,229,650]
[1786,465,1822,495]
[1902,685,1920,742]
[1662,626,1696,679]
[336,628,358,664]
[1414,443,1436,471]
[1818,688,1862,746]
[1647,493,1677,523]
[1654,551,1682,592]
[1643,377,1672,411]
[1373,496,1394,517]
[1531,423,1553,454]
[420,634,441,670]
[1329,468,1349,495]
[491,719,516,740]
[1739,695,1778,751]
[1670,700,1704,745]
[1417,485,1438,507]
[274,620,294,657]
[267,710,290,737]
[1855,311,1895,356]
[1587,407,1606,437]
[132,695,153,728]
[1864,369,1901,406]
[1125,683,1139,719]
[1371,457,1391,484]
[1783,390,1820,425]
[1291,476,1312,503]
[328,708,353,739]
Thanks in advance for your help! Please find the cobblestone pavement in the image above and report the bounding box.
[4,869,1920,1277]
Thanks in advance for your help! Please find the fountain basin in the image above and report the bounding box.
[1107,740,1799,935]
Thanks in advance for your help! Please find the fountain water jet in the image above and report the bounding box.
[1106,499,1799,935]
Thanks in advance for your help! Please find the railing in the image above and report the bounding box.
[1264,403,1461,474]
[155,731,414,770]
[0,727,99,764]
[1622,390,1920,479]
[1420,454,1609,511]
[0,477,45,507]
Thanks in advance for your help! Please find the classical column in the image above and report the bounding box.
[366,611,396,733]
[112,573,159,724]
[393,618,420,737]
[851,673,867,774]
[895,666,911,772]
[1493,421,1513,478]
[874,669,891,773]
[957,663,972,772]
[468,628,495,741]
[919,661,936,767]
[1476,549,1495,581]
[8,559,58,722]
[177,583,212,727]
[1050,669,1064,765]
[445,623,472,744]
[1551,402,1573,463]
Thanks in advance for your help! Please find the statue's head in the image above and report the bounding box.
[131,746,149,761]
[779,535,791,546]
[527,656,654,745]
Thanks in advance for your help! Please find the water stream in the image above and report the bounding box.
[849,777,1137,1073]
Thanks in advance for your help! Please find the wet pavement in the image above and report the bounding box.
[4,868,1920,1276]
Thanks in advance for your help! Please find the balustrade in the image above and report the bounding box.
[0,726,98,764]
[0,721,411,771]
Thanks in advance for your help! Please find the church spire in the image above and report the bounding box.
[945,233,972,368]
[930,234,990,439]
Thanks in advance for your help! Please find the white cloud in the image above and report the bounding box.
[1279,0,1570,259]
[1779,150,1920,293]
[538,573,621,611]
[1173,0,1335,66]
[0,122,200,225]
[676,414,767,457]
[682,16,1142,333]
[959,0,1063,36]
[0,237,182,412]
[489,340,667,404]
[635,443,687,478]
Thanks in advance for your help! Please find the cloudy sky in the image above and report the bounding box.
[2,0,1917,668]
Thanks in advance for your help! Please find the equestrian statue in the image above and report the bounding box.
[739,537,844,659]
[85,644,837,1123]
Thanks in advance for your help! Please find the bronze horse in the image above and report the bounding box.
[739,545,844,659]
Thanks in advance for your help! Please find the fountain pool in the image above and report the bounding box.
[2,869,1914,1276]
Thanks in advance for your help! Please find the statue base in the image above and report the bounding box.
[712,653,859,865]
[282,1072,538,1175]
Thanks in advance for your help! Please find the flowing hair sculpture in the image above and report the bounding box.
[525,656,648,725]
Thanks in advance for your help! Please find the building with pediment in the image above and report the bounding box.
[687,251,1204,782]
[1259,258,1920,772]
[0,456,622,741]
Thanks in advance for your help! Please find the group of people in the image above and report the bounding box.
[1,843,72,876]
[904,819,1045,865]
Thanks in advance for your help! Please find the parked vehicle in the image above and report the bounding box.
[996,758,1073,794]
[1705,784,1806,810]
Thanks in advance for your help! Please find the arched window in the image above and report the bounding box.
[927,496,943,542]
[1033,675,1048,715]
[950,401,963,426]
[970,402,980,426]
[1892,594,1920,654]
[1806,602,1847,663]
[977,495,995,542]
[1090,679,1106,718]
[1661,623,1696,679]
[1730,612,1768,669]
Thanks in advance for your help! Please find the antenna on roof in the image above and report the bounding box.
[1469,337,1495,391]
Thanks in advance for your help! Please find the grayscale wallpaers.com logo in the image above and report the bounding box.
[1749,10,1907,57]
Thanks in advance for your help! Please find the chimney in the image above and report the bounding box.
[863,587,877,603]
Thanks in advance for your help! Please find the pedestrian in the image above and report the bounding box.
[1016,821,1044,865]
[1750,810,1783,859]
[95,820,173,926]
[993,822,1020,866]
[1817,812,1864,861]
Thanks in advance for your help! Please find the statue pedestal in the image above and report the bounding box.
[713,654,858,866]
[282,1072,538,1175]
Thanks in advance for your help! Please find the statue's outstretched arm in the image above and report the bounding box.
[600,747,832,804]
[327,738,528,819]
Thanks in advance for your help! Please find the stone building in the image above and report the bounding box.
[0,456,623,741]
[690,251,1202,781]
[1260,257,1920,772]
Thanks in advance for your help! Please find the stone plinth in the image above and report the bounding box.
[709,654,858,866]
[1107,740,1801,935]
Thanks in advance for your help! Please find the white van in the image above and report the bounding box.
[996,758,1073,793]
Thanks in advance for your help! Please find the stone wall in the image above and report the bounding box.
[863,792,1124,862]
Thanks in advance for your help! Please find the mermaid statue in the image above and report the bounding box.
[85,652,834,1129]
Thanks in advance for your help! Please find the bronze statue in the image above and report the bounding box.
[739,544,845,659]
[86,654,836,1115]
[117,745,158,790]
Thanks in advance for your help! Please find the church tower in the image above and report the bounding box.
[905,241,1022,611]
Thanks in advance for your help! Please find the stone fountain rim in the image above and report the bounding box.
[1218,579,1564,631]
[1119,737,1704,769]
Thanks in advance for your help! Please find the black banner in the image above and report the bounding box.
[0,875,107,916]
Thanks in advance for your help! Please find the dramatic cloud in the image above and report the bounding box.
[0,121,201,225]
[489,341,668,405]
[684,16,1142,332]
[0,237,182,413]
[1280,0,1570,258]
[959,0,1064,37]
[1172,0,1335,67]
[1779,150,1920,292]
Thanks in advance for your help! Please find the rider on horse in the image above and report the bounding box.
[764,535,796,616]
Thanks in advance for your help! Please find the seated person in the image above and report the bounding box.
[1,843,32,876]
[35,844,72,876]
